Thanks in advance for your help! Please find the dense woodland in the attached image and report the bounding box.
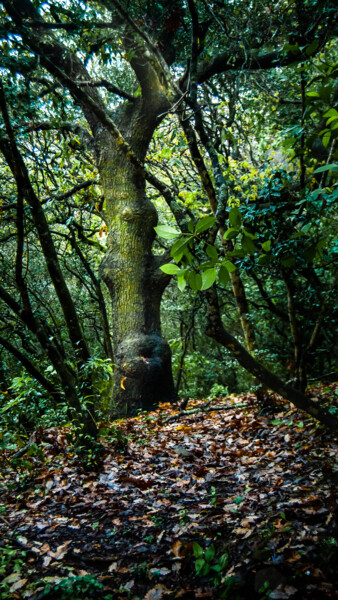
[0,0,337,598]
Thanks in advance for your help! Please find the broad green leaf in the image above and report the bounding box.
[241,235,256,254]
[206,245,218,262]
[322,131,331,148]
[313,164,338,174]
[195,558,206,574]
[218,265,230,285]
[262,240,271,252]
[188,271,202,291]
[243,229,257,240]
[223,227,239,240]
[159,263,181,274]
[193,542,203,558]
[305,40,319,56]
[229,206,242,228]
[211,564,222,572]
[170,237,190,260]
[195,216,216,234]
[222,260,237,273]
[177,274,187,292]
[234,496,243,505]
[200,267,217,290]
[323,108,338,118]
[301,223,312,234]
[154,225,180,239]
[205,544,215,563]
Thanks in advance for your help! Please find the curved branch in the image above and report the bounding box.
[0,335,62,402]
[205,286,338,432]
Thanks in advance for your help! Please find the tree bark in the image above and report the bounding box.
[99,124,176,417]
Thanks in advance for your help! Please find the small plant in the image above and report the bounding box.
[144,535,155,543]
[179,508,190,524]
[258,580,272,600]
[208,383,229,399]
[0,542,27,600]
[42,574,104,599]
[208,485,218,505]
[131,562,149,579]
[151,515,164,528]
[68,431,105,471]
[193,541,228,583]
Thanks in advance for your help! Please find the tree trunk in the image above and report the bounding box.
[99,133,176,417]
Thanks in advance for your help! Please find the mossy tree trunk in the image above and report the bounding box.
[99,113,176,416]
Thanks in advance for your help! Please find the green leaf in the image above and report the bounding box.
[234,496,243,505]
[281,255,296,267]
[229,206,242,228]
[170,237,190,260]
[258,254,270,265]
[323,108,338,118]
[177,274,187,292]
[206,245,218,262]
[306,91,320,97]
[241,235,256,255]
[243,229,257,240]
[313,163,338,174]
[322,131,331,148]
[222,260,237,273]
[205,544,215,563]
[305,39,319,56]
[195,216,216,234]
[195,558,206,575]
[159,263,181,275]
[188,271,202,291]
[223,227,240,240]
[193,542,203,558]
[188,220,194,233]
[218,265,230,285]
[211,564,222,572]
[154,225,180,239]
[200,267,217,290]
[262,240,271,252]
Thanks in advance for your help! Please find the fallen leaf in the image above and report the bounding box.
[9,578,28,593]
[143,584,171,599]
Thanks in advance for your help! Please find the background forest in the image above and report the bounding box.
[0,0,337,435]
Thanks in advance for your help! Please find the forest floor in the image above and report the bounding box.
[0,383,337,600]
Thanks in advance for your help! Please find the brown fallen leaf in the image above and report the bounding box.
[143,584,171,599]
[48,540,71,560]
[270,585,298,599]
[9,578,28,593]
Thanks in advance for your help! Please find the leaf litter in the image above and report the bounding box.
[0,383,337,599]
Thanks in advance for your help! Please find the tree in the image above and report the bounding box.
[0,0,337,429]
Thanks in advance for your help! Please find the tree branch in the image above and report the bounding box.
[0,335,62,402]
[204,286,338,432]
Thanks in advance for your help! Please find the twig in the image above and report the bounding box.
[163,403,253,423]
